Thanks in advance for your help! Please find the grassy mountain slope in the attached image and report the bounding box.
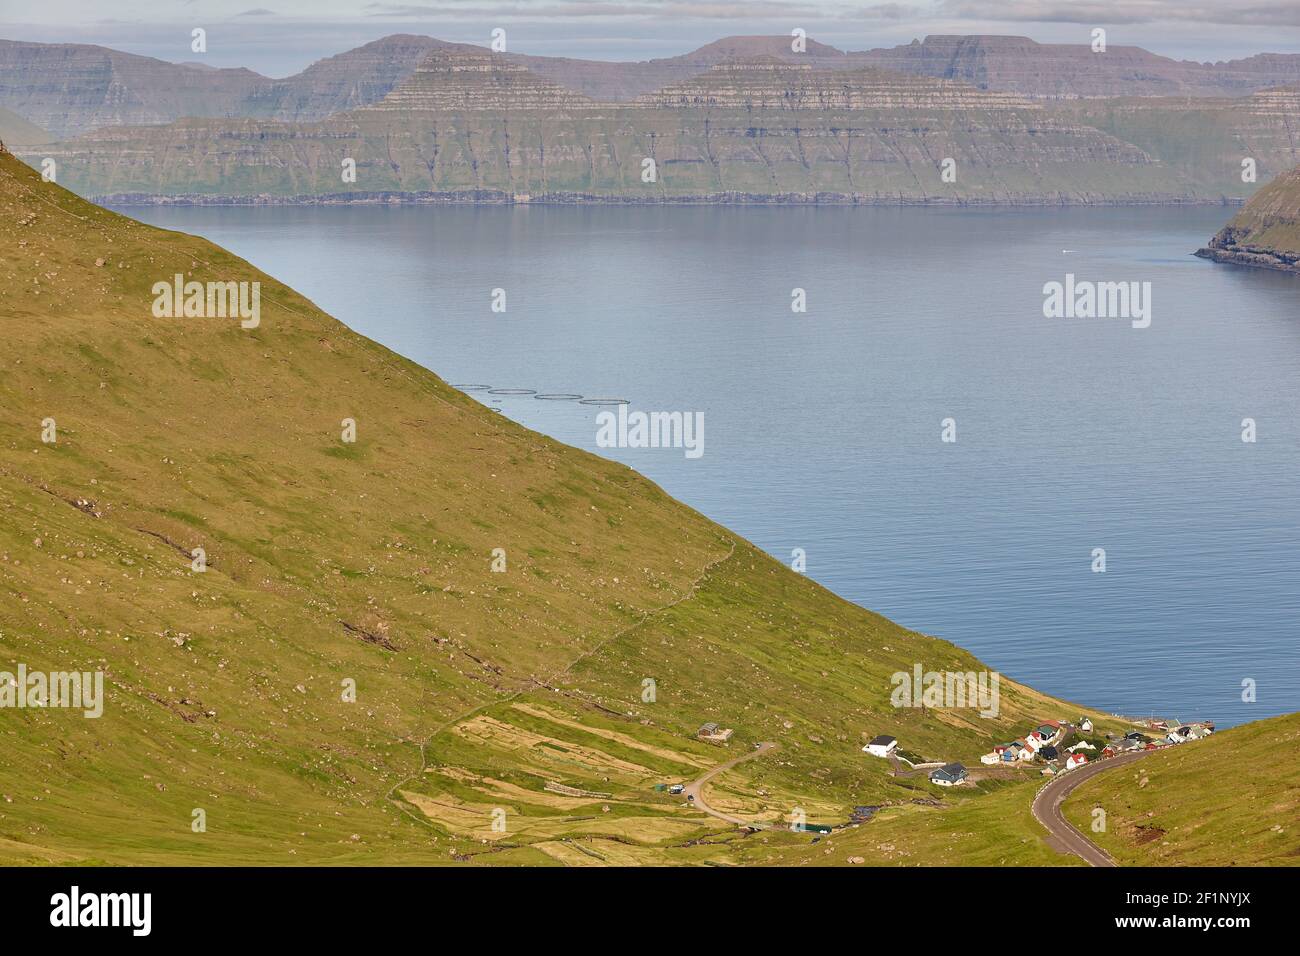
[0,143,1138,865]
[1063,713,1300,866]
[1197,163,1300,274]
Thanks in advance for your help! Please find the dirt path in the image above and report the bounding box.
[1032,749,1151,866]
[683,741,779,828]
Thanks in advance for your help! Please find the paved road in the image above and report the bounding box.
[1032,749,1151,866]
[683,741,779,828]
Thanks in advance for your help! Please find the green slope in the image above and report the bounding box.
[0,142,1159,866]
[1063,713,1300,866]
[1197,163,1300,274]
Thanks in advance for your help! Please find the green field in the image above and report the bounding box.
[1063,713,1300,866]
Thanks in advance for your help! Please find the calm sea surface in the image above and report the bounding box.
[120,203,1300,728]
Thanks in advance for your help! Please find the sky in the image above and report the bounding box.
[3,1,1299,76]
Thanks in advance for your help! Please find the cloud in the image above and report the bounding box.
[936,0,1300,28]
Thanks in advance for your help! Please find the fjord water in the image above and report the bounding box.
[123,203,1300,728]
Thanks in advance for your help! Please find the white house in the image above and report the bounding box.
[980,752,1001,765]
[1017,744,1036,761]
[1065,753,1089,769]
[1068,741,1096,752]
[1079,717,1094,733]
[1023,733,1044,753]
[864,734,898,758]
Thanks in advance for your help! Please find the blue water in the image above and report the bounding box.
[119,203,1300,728]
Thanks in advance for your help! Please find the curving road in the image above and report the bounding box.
[1032,749,1151,866]
[683,741,779,828]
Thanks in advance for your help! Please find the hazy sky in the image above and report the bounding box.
[4,1,1299,76]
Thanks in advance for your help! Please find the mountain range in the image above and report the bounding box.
[17,46,1299,206]
[5,33,1300,141]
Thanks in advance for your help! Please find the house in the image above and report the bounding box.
[980,752,1001,765]
[1023,733,1043,753]
[1166,727,1191,745]
[929,763,968,787]
[1039,745,1059,761]
[863,734,898,758]
[1068,741,1096,752]
[697,722,734,744]
[1079,717,1094,733]
[1035,723,1062,743]
[1102,746,1116,758]
[1016,744,1036,762]
[1065,753,1088,769]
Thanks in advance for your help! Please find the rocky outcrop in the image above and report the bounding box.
[1197,164,1300,274]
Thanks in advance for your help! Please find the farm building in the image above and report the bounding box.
[697,722,734,744]
[863,735,898,758]
[929,763,968,787]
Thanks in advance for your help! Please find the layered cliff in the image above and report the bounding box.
[5,33,1300,144]
[1197,164,1300,274]
[25,51,1242,205]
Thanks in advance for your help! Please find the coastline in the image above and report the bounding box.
[90,189,1251,208]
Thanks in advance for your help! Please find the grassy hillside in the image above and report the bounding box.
[0,141,1147,866]
[1063,713,1300,866]
[1197,163,1300,273]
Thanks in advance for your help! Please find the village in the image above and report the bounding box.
[662,714,1217,837]
[862,715,1216,788]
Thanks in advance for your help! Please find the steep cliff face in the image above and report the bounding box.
[0,40,267,139]
[640,58,1037,111]
[1197,164,1300,274]
[28,52,1205,205]
[365,49,599,112]
[5,33,1300,143]
[1059,88,1300,201]
[855,35,1300,98]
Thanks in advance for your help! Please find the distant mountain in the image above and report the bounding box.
[27,51,1272,206]
[0,40,267,139]
[0,105,51,145]
[1197,163,1300,274]
[4,33,1300,140]
[853,35,1300,98]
